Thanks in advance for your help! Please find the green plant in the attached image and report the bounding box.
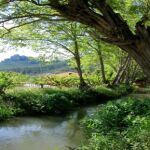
[42,93,74,114]
[0,104,15,121]
[0,72,28,94]
[78,98,150,150]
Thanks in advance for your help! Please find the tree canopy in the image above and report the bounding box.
[1,0,150,78]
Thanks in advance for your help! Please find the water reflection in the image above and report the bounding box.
[0,106,97,150]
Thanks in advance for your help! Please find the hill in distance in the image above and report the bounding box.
[0,55,72,74]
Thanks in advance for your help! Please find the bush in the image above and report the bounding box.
[78,98,150,150]
[42,93,74,114]
[0,104,16,121]
[11,89,74,115]
[0,72,28,94]
[4,85,132,119]
[0,72,14,94]
[32,73,79,88]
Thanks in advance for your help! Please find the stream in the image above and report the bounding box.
[0,106,97,150]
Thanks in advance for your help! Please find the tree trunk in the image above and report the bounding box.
[120,40,150,80]
[49,1,150,79]
[124,59,140,84]
[77,67,88,90]
[130,64,139,83]
[124,59,131,85]
[75,53,88,90]
[96,42,107,84]
[112,55,131,85]
[74,39,88,90]
[7,0,150,79]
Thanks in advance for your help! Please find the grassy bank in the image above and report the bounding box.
[77,97,150,150]
[0,85,132,121]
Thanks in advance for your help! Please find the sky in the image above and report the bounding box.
[0,48,39,62]
[0,39,71,62]
[0,45,70,62]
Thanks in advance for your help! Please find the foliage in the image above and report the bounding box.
[0,72,13,93]
[0,96,19,121]
[32,73,79,88]
[0,104,15,121]
[12,90,73,115]
[42,93,74,114]
[77,97,150,150]
[0,72,28,94]
[0,2,145,85]
[0,0,150,80]
[6,85,131,116]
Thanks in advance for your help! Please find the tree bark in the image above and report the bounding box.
[6,0,150,78]
[96,42,107,84]
[74,40,88,90]
[48,1,150,79]
[112,55,131,85]
[75,54,88,90]
[120,42,150,79]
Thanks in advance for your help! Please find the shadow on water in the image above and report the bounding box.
[0,106,98,150]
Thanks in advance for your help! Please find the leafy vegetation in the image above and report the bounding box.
[0,95,20,121]
[7,85,131,116]
[32,73,79,88]
[0,72,27,94]
[77,97,150,150]
[1,0,150,78]
[0,105,15,121]
[1,0,150,149]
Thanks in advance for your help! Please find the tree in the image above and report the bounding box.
[112,54,131,85]
[42,22,89,90]
[6,21,89,89]
[87,36,107,84]
[111,52,143,85]
[1,0,150,78]
[45,22,89,89]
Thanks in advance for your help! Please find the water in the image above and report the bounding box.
[0,107,97,150]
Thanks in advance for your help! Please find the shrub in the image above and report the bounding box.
[0,104,16,121]
[78,98,150,150]
[7,84,132,116]
[11,90,74,115]
[42,93,74,114]
[0,72,28,94]
[32,74,79,88]
[0,72,14,94]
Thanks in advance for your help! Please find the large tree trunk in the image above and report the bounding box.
[6,0,150,78]
[48,1,150,79]
[121,40,150,79]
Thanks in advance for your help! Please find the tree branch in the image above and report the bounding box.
[0,19,41,37]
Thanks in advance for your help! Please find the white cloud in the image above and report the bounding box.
[0,48,39,62]
[0,41,71,62]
